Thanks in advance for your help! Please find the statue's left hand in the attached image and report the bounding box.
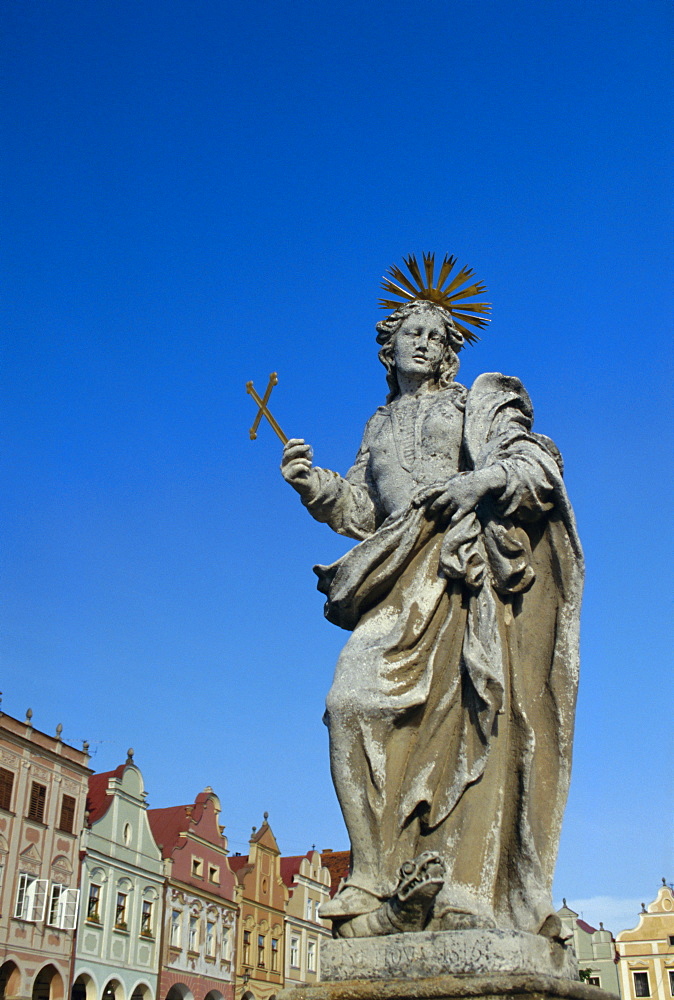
[413,467,506,524]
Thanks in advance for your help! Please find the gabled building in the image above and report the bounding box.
[229,818,286,1000]
[280,851,331,988]
[0,705,90,1000]
[318,850,349,902]
[616,881,674,1000]
[557,899,620,994]
[72,751,164,1000]
[147,787,237,1000]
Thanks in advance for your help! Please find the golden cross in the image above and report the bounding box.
[246,373,288,444]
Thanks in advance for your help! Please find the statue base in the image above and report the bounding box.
[277,974,618,1000]
[277,931,619,1000]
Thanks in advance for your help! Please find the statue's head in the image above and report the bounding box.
[375,300,464,402]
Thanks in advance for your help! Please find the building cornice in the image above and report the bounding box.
[167,875,238,911]
[82,848,164,885]
[0,725,91,776]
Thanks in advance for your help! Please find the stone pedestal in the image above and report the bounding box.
[277,931,619,1000]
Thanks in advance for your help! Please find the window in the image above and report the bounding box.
[221,925,230,959]
[27,782,46,822]
[668,971,674,997]
[170,909,181,947]
[115,892,128,929]
[58,794,76,834]
[49,883,64,925]
[0,768,14,811]
[48,883,79,929]
[306,898,313,920]
[314,899,321,921]
[208,864,220,883]
[87,884,101,921]
[140,900,153,936]
[258,933,266,967]
[14,873,48,921]
[307,939,316,972]
[243,929,251,965]
[189,915,199,951]
[670,937,674,947]
[290,936,299,968]
[271,937,279,971]
[191,857,203,878]
[587,977,600,988]
[634,972,651,997]
[206,920,216,957]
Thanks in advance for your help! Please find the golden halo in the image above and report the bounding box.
[379,253,491,344]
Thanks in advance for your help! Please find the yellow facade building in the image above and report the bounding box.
[229,817,287,1000]
[616,882,674,1000]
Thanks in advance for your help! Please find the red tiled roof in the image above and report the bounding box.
[228,854,249,872]
[577,918,598,934]
[147,804,193,859]
[86,765,126,825]
[320,849,350,897]
[280,853,310,887]
[147,789,223,859]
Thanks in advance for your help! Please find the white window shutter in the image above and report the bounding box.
[15,873,29,918]
[58,888,80,930]
[27,879,49,922]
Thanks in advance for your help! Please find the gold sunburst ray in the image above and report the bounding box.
[379,253,491,342]
[423,252,435,292]
[441,266,477,297]
[386,264,421,298]
[403,254,425,292]
[447,302,491,314]
[435,254,458,290]
[381,278,418,301]
[445,282,487,302]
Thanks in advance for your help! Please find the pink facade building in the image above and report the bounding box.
[0,707,90,1000]
[148,789,237,1000]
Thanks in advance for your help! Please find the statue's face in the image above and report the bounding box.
[392,312,446,381]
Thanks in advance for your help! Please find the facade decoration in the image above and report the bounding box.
[557,900,620,994]
[0,706,90,1000]
[317,852,349,902]
[72,751,164,1000]
[616,882,674,1000]
[280,851,331,988]
[148,787,237,1000]
[229,818,286,1000]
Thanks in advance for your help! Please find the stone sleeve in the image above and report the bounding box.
[300,429,382,541]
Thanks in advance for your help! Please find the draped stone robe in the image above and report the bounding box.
[301,373,583,934]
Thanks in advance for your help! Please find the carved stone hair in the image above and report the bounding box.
[375,300,464,403]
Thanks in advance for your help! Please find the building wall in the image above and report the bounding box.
[616,884,674,1000]
[0,709,90,1000]
[73,761,164,1000]
[283,853,331,987]
[157,885,235,1000]
[231,822,287,1000]
[557,902,620,994]
[150,790,237,1000]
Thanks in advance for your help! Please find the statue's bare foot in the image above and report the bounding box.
[537,912,569,944]
[335,852,445,938]
[319,885,380,920]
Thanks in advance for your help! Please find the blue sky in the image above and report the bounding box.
[1,0,672,935]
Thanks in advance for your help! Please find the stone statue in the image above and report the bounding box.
[280,257,583,941]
